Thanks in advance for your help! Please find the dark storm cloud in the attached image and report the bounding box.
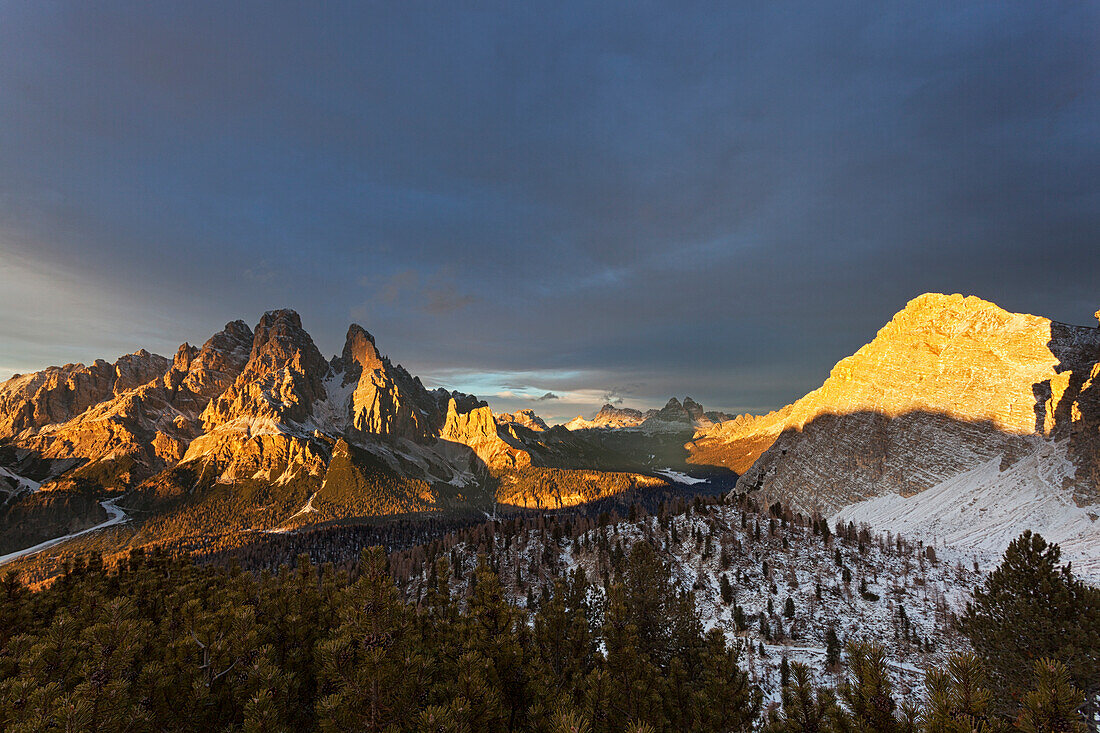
[0,1,1097,420]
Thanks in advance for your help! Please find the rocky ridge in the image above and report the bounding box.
[564,403,645,430]
[495,409,549,432]
[1,310,680,558]
[564,398,731,432]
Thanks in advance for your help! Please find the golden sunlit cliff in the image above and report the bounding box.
[688,292,1100,514]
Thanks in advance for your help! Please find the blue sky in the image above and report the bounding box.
[1,1,1098,423]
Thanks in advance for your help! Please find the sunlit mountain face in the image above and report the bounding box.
[1,4,1098,730]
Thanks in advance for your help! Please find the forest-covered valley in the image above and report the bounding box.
[2,492,1097,732]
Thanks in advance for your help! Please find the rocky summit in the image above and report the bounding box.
[688,293,1100,579]
[495,409,549,432]
[563,398,730,431]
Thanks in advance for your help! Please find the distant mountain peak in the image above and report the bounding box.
[495,409,549,432]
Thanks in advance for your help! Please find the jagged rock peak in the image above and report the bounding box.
[109,350,171,394]
[441,398,531,470]
[0,349,169,438]
[172,320,254,398]
[222,319,252,337]
[564,402,645,430]
[173,343,197,371]
[199,310,328,431]
[246,310,327,378]
[596,403,643,419]
[339,324,384,385]
[683,397,705,419]
[252,309,308,352]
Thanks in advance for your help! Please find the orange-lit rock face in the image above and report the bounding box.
[339,324,438,442]
[439,398,532,471]
[200,310,329,433]
[0,352,169,439]
[689,293,1100,512]
[0,322,254,484]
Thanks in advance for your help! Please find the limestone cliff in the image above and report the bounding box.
[181,310,331,480]
[0,351,169,440]
[337,324,440,442]
[640,397,728,430]
[688,293,1100,514]
[198,309,328,433]
[439,398,531,471]
[565,398,730,432]
[0,321,258,487]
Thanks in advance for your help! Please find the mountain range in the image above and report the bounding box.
[0,309,729,562]
[562,397,731,431]
[1,293,1098,581]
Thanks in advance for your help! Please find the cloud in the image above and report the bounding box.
[359,268,476,316]
[0,2,1097,412]
[535,392,559,401]
[601,384,644,406]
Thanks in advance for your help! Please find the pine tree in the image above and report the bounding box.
[602,581,664,731]
[961,531,1100,715]
[461,554,530,732]
[1015,659,1087,733]
[825,627,842,671]
[839,640,901,732]
[532,570,598,715]
[765,661,840,733]
[922,652,1006,732]
[686,629,760,732]
[315,547,425,732]
[720,574,734,606]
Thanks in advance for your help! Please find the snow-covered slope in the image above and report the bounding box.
[0,466,41,496]
[0,498,129,566]
[832,438,1100,584]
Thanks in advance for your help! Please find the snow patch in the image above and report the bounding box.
[656,468,708,485]
[306,371,355,435]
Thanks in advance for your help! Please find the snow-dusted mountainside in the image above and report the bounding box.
[398,497,982,704]
[833,438,1100,584]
